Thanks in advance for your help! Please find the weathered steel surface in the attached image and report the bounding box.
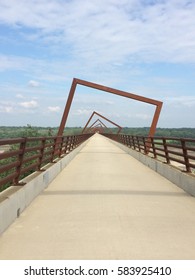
[57,78,163,138]
[82,111,122,134]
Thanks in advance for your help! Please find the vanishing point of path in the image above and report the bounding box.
[0,134,195,260]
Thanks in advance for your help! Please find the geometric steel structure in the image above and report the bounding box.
[82,111,122,134]
[89,123,105,134]
[85,119,107,133]
[57,78,163,138]
[85,118,113,134]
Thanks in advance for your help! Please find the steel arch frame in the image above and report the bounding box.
[82,111,122,134]
[57,78,163,138]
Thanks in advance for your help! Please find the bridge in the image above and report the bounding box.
[0,78,195,260]
[0,133,195,260]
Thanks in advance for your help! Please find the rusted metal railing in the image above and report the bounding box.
[102,133,195,173]
[0,134,92,192]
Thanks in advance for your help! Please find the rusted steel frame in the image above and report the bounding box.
[93,124,103,128]
[91,120,108,131]
[58,78,162,138]
[96,119,108,128]
[87,119,111,134]
[91,124,104,132]
[89,125,104,133]
[87,119,107,130]
[82,111,122,134]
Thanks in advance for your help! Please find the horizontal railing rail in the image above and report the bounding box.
[102,133,195,174]
[0,133,92,192]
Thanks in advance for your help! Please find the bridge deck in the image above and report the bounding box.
[0,134,195,260]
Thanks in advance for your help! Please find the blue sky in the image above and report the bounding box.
[0,0,195,128]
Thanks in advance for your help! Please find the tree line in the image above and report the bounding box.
[1,125,195,138]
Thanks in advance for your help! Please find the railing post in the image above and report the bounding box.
[13,138,27,185]
[137,136,141,152]
[38,138,46,170]
[128,136,132,148]
[143,137,147,154]
[181,139,191,172]
[51,137,61,162]
[58,136,65,157]
[163,138,170,164]
[64,136,69,154]
[132,136,136,149]
[151,138,157,158]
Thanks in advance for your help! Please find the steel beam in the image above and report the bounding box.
[58,78,163,138]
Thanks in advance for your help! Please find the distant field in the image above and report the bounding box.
[0,126,195,138]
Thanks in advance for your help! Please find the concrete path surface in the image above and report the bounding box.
[0,134,195,260]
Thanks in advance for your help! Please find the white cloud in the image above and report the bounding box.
[73,109,92,116]
[0,55,25,72]
[0,0,194,64]
[48,106,60,112]
[135,113,152,120]
[19,100,38,108]
[0,105,13,113]
[0,0,195,127]
[16,94,24,99]
[165,96,195,108]
[28,80,40,87]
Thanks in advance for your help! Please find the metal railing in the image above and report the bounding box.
[102,133,195,173]
[0,133,92,192]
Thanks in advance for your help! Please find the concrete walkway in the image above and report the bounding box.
[0,134,195,260]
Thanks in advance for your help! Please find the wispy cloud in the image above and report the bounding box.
[0,0,195,127]
[19,100,38,108]
[48,106,61,112]
[73,109,93,116]
[28,80,40,87]
[0,0,195,65]
[0,105,13,113]
[165,96,195,108]
[16,94,24,99]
